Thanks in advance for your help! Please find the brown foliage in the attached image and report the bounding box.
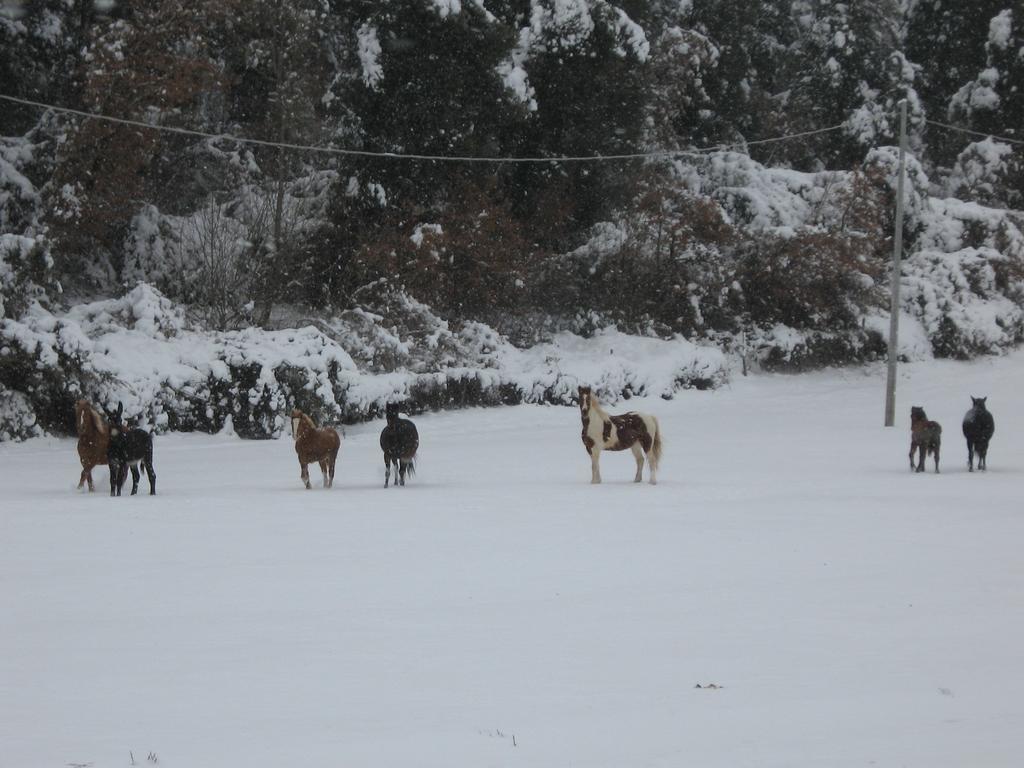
[357,179,542,319]
[737,230,885,329]
[47,0,227,258]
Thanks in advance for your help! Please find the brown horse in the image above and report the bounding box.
[75,399,109,491]
[290,408,341,489]
[909,406,942,474]
[578,386,662,484]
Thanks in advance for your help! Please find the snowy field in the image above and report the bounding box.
[2,352,1023,768]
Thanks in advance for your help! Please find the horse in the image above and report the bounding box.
[578,385,662,485]
[106,402,156,496]
[962,396,995,472]
[380,402,418,488]
[909,406,942,474]
[75,399,109,492]
[291,408,340,489]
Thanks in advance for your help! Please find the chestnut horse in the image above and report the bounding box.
[578,386,662,484]
[75,399,109,491]
[291,409,341,489]
[909,406,942,474]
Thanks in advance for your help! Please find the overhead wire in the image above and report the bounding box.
[0,92,846,163]
[924,118,1024,147]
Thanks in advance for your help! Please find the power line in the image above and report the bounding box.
[0,92,846,164]
[925,118,1024,147]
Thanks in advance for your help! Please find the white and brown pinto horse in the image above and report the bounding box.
[75,399,109,491]
[290,408,341,489]
[578,386,662,484]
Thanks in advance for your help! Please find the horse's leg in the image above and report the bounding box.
[327,450,337,488]
[978,440,987,471]
[398,460,407,487]
[319,458,329,488]
[646,446,657,486]
[384,455,390,488]
[909,443,916,472]
[78,465,87,490]
[630,444,644,483]
[300,461,311,490]
[113,462,127,496]
[87,466,96,492]
[129,462,140,495]
[109,462,118,497]
[933,443,940,474]
[144,452,156,495]
[590,449,602,484]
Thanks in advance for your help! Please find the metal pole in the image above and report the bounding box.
[884,99,908,427]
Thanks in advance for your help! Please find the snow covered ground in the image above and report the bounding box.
[2,352,1023,768]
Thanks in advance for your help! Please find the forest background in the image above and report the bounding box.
[1,0,1022,438]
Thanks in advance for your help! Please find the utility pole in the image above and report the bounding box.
[884,99,908,427]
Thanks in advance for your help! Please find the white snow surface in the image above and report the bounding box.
[3,351,1024,767]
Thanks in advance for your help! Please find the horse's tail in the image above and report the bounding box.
[649,417,663,471]
[406,458,416,478]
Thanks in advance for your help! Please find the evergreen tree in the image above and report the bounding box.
[785,0,903,168]
[949,8,1023,141]
[688,0,794,146]
[905,0,1008,161]
[501,0,651,243]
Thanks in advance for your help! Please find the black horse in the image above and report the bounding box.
[106,402,156,496]
[380,403,418,488]
[962,396,995,472]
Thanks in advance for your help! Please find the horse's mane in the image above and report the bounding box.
[588,393,610,420]
[76,400,106,436]
[293,409,318,433]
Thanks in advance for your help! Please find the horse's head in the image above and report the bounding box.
[578,386,593,417]
[75,400,94,435]
[971,396,988,411]
[290,408,306,440]
[910,406,927,424]
[385,402,401,424]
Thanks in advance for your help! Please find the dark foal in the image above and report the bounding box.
[962,396,995,472]
[106,402,156,496]
[909,406,941,474]
[380,403,418,487]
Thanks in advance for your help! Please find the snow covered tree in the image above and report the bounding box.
[214,0,332,324]
[498,0,651,241]
[785,0,904,168]
[904,0,1008,162]
[44,0,225,284]
[948,8,1023,142]
[687,0,794,147]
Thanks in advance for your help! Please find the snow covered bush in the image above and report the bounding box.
[0,233,58,319]
[902,247,1024,358]
[0,283,730,441]
[0,386,42,442]
[736,229,884,330]
[948,139,1024,209]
